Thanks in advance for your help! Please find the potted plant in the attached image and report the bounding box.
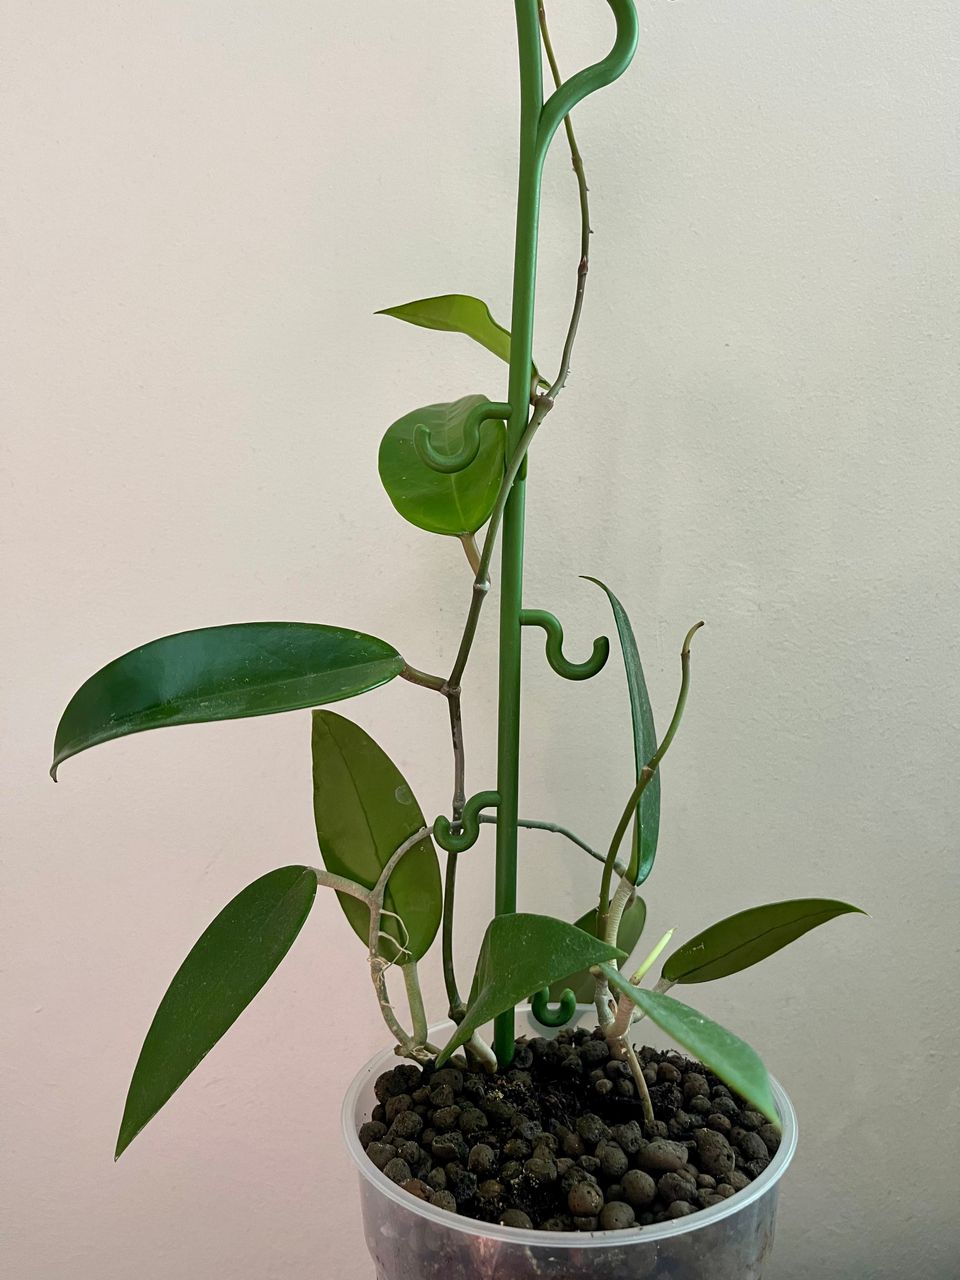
[52,3,862,1277]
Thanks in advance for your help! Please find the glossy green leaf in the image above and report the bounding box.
[311,711,441,962]
[600,967,778,1124]
[52,623,404,777]
[585,578,660,883]
[662,898,865,985]
[438,914,625,1065]
[377,294,544,387]
[116,865,318,1158]
[548,896,646,1003]
[378,395,505,537]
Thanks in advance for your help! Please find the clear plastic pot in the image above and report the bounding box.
[342,1007,798,1280]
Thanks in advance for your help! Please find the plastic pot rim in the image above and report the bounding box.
[341,1006,798,1250]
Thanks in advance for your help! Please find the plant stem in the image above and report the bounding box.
[307,867,378,905]
[598,622,704,932]
[447,422,529,692]
[623,1038,655,1127]
[609,930,675,1038]
[399,664,447,693]
[402,963,429,1048]
[313,826,436,1060]
[539,0,592,398]
[604,876,635,948]
[440,688,467,1019]
[441,849,465,1021]
[372,827,434,903]
[460,533,482,575]
[447,691,466,822]
[466,1032,499,1073]
[631,974,676,1025]
[478,812,620,871]
[594,971,615,1028]
[370,957,414,1052]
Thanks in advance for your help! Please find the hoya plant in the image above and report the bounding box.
[53,0,861,1170]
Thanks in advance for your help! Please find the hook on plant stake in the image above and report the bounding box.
[413,401,511,474]
[434,790,501,854]
[521,608,609,681]
[531,984,577,1029]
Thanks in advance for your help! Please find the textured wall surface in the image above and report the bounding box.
[3,3,958,1277]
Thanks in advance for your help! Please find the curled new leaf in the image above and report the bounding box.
[662,898,865,985]
[311,711,441,962]
[438,914,625,1065]
[116,866,318,1158]
[52,622,404,777]
[600,966,779,1125]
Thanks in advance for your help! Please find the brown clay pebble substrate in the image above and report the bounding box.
[359,1026,780,1233]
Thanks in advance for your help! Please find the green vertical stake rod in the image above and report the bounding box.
[493,0,640,1062]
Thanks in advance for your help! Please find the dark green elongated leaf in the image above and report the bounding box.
[52,622,404,778]
[378,395,505,537]
[116,865,318,1158]
[377,294,544,387]
[311,711,441,962]
[600,967,778,1124]
[438,914,625,1065]
[549,896,646,1003]
[662,899,865,985]
[584,578,660,883]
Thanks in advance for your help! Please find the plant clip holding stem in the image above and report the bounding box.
[435,790,500,854]
[521,608,609,681]
[491,0,639,1065]
[414,401,512,474]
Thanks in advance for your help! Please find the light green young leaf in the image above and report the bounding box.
[584,578,660,883]
[438,914,625,1065]
[312,711,441,962]
[600,966,779,1124]
[548,896,646,1003]
[662,899,865,985]
[116,866,318,1158]
[377,293,544,387]
[52,622,404,777]
[378,395,505,536]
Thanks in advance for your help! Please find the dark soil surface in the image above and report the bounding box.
[359,1025,781,1233]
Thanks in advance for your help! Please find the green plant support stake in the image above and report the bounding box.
[494,0,640,1063]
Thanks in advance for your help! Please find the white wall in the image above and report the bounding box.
[3,2,958,1277]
